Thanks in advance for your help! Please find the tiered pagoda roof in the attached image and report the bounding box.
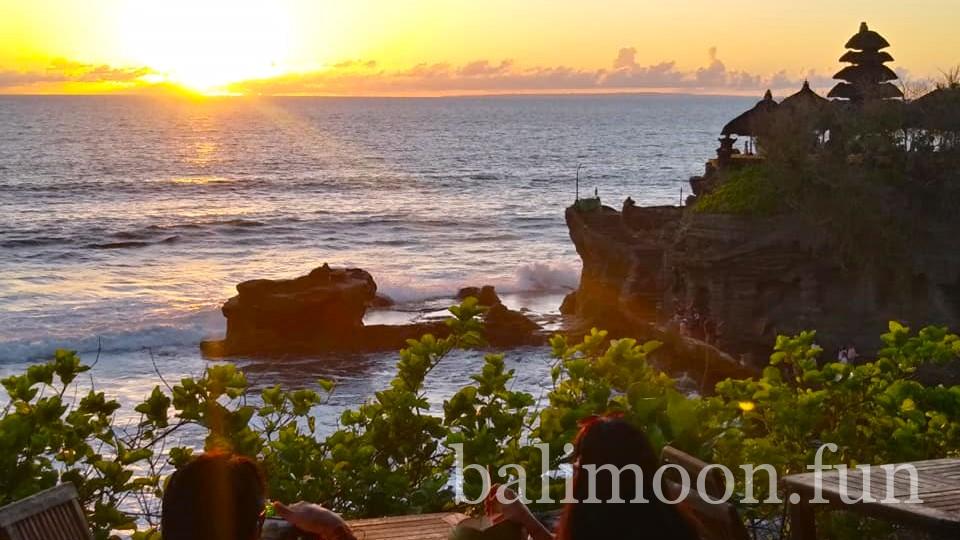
[828,22,903,101]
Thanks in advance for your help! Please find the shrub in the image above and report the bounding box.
[702,323,960,536]
[1,302,958,539]
[692,166,781,215]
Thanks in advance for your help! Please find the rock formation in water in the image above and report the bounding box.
[565,202,960,368]
[211,264,377,355]
[484,303,542,346]
[457,284,544,346]
[457,285,501,307]
[202,267,544,357]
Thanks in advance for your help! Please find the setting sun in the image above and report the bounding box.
[118,0,294,93]
[2,1,959,96]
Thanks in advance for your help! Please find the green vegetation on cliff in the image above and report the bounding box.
[693,98,960,277]
[692,166,781,215]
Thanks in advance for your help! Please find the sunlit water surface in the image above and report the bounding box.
[0,94,751,440]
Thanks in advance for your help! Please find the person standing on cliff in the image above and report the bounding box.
[704,318,717,344]
[690,311,704,340]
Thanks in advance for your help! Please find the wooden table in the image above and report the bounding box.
[264,512,468,540]
[348,512,468,540]
[783,458,960,539]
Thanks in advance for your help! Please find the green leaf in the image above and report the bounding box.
[641,340,663,354]
[665,390,698,439]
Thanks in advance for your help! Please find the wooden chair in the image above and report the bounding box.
[0,483,92,540]
[661,446,750,540]
[661,445,728,500]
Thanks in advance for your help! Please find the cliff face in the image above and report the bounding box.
[566,205,680,324]
[567,203,960,366]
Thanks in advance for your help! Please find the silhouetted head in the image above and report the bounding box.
[161,452,266,540]
[558,416,698,540]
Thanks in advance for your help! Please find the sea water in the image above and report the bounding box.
[0,94,751,429]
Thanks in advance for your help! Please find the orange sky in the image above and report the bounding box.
[1,0,957,96]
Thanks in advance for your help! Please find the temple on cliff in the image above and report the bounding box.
[564,22,960,373]
[693,21,959,201]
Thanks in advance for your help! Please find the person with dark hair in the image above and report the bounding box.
[485,416,701,540]
[161,452,355,540]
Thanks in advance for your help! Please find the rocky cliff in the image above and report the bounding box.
[566,201,960,368]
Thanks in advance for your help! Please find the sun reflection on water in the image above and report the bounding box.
[170,176,232,185]
[184,141,219,166]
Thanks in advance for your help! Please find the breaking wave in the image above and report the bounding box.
[0,310,224,363]
[375,260,579,304]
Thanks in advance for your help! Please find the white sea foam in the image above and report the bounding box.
[375,260,579,304]
[375,280,460,304]
[510,261,580,292]
[0,310,224,363]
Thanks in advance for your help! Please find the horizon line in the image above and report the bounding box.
[0,89,770,99]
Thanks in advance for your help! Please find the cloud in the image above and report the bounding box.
[458,60,514,77]
[0,71,57,87]
[333,59,379,70]
[694,47,732,86]
[0,58,153,91]
[0,47,843,96]
[602,45,687,88]
[47,58,152,82]
[230,46,836,96]
[401,62,452,79]
[613,47,639,70]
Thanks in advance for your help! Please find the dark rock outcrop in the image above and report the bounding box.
[566,202,960,369]
[214,264,377,355]
[559,291,578,314]
[457,285,501,307]
[202,267,546,357]
[205,264,444,356]
[484,303,543,346]
[362,322,450,350]
[368,293,395,308]
[457,285,545,345]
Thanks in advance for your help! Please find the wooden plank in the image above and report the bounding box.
[788,498,816,540]
[0,484,91,540]
[786,462,960,498]
[0,485,79,528]
[783,459,960,537]
[662,480,749,540]
[347,513,468,540]
[661,446,727,500]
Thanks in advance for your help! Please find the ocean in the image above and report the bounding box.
[0,94,751,427]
